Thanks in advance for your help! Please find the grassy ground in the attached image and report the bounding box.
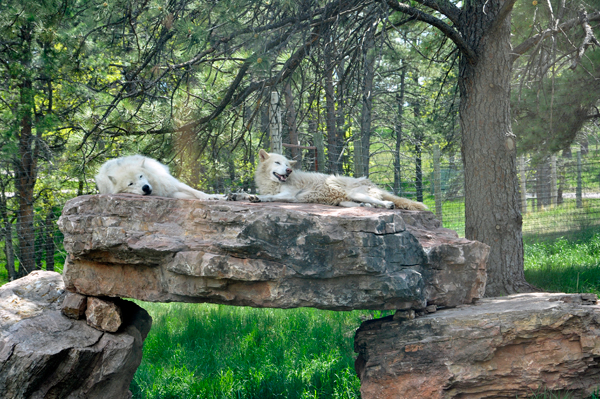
[524,230,600,295]
[130,305,386,399]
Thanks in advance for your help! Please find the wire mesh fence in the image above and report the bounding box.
[367,148,600,238]
[2,149,600,281]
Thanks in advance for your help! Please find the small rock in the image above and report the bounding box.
[86,297,123,332]
[61,292,88,319]
[393,309,415,321]
[425,304,437,313]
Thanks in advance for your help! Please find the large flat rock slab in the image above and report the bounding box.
[354,293,600,398]
[58,194,488,310]
[0,271,152,399]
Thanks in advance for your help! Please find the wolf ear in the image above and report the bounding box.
[258,149,270,162]
[140,158,146,168]
[108,176,117,185]
[289,160,298,169]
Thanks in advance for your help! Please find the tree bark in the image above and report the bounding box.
[284,81,301,162]
[15,23,37,277]
[413,77,424,203]
[44,209,55,272]
[458,0,534,296]
[359,18,377,177]
[0,192,16,281]
[394,66,406,195]
[324,43,342,174]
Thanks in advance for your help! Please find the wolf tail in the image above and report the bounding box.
[381,191,429,211]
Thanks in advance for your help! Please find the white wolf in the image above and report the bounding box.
[95,155,225,200]
[232,150,428,210]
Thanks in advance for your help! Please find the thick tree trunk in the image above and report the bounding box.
[459,1,534,296]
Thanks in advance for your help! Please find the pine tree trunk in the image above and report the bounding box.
[16,84,36,277]
[324,47,342,174]
[44,209,55,272]
[458,1,534,296]
[394,66,406,195]
[284,82,300,162]
[359,19,376,177]
[1,193,16,281]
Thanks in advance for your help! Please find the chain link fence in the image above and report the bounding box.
[367,148,600,238]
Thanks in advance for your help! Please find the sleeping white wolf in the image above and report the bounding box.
[95,155,225,200]
[232,150,428,210]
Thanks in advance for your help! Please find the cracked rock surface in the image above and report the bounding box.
[58,194,488,310]
[0,271,152,399]
[355,293,600,399]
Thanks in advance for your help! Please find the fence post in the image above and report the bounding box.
[519,155,527,214]
[433,144,442,222]
[269,91,282,154]
[550,155,557,207]
[577,149,583,209]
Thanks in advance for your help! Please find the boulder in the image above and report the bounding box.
[0,271,152,399]
[58,194,489,310]
[354,293,600,399]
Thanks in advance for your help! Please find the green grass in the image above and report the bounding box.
[131,304,389,399]
[524,230,600,295]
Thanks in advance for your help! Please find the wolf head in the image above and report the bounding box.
[258,149,297,183]
[108,158,153,195]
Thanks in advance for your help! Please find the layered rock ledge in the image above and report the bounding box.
[355,293,600,399]
[58,194,488,310]
[0,271,152,399]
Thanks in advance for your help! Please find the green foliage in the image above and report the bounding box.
[131,304,366,399]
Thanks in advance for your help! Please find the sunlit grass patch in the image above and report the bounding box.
[524,231,600,295]
[131,303,371,399]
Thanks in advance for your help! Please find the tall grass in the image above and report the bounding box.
[130,304,385,399]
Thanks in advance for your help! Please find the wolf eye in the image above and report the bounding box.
[139,175,143,179]
[128,182,133,186]
[275,161,281,165]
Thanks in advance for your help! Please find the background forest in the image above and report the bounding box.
[1,0,600,396]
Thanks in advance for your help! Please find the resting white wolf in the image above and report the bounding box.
[95,155,225,200]
[232,150,427,210]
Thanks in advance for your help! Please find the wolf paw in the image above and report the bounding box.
[227,192,261,203]
[383,201,395,209]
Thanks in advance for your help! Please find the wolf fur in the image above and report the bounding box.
[238,149,427,210]
[95,155,225,200]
